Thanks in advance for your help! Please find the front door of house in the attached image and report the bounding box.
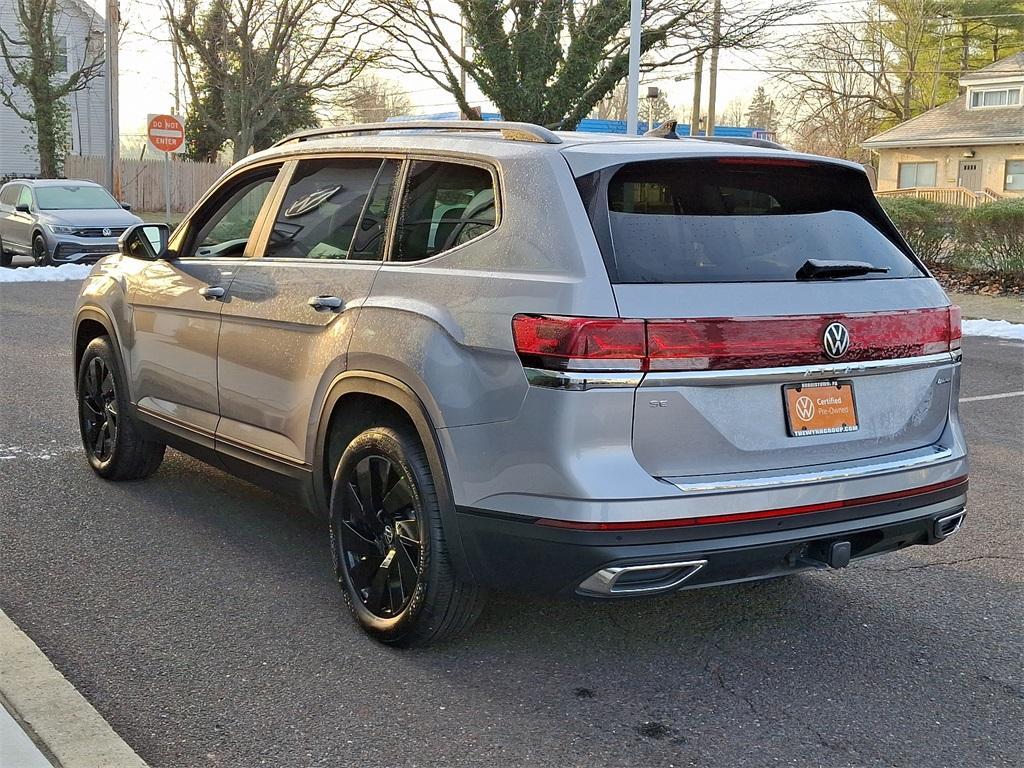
[958,160,982,191]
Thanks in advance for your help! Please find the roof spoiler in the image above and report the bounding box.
[644,120,787,150]
[273,120,562,147]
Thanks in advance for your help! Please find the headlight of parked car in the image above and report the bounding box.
[48,224,78,235]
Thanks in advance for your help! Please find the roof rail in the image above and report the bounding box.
[272,120,563,147]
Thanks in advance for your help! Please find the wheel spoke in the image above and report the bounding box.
[381,477,414,517]
[365,550,394,612]
[92,419,106,454]
[394,518,420,550]
[355,458,377,511]
[395,537,419,595]
[345,482,366,517]
[387,555,406,613]
[340,520,376,554]
[83,397,104,417]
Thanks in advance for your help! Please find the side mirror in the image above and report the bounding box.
[119,223,170,261]
[15,203,30,213]
[120,202,132,211]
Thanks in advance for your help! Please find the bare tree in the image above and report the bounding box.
[335,73,413,123]
[0,0,104,176]
[163,0,380,161]
[364,0,808,128]
[721,96,746,126]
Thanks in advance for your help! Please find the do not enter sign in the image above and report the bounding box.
[147,113,186,154]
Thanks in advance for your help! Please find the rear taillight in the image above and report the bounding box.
[511,315,646,371]
[949,305,962,351]
[512,307,961,373]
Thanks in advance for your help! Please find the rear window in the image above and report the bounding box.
[578,159,924,283]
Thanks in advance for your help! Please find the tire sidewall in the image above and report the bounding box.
[330,427,436,643]
[77,337,129,476]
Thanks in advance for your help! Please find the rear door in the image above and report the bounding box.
[571,153,959,480]
[215,155,400,467]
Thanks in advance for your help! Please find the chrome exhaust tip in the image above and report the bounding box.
[934,509,966,540]
[578,560,708,596]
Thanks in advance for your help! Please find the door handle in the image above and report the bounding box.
[308,295,343,312]
[199,285,226,300]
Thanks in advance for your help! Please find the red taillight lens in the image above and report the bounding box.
[949,305,962,351]
[513,308,960,373]
[511,315,646,370]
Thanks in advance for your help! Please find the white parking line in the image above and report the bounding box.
[960,390,1024,403]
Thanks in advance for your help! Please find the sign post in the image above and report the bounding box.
[147,114,186,222]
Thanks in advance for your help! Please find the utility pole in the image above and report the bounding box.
[625,0,641,135]
[706,0,721,136]
[689,52,703,136]
[104,0,120,198]
[459,21,468,116]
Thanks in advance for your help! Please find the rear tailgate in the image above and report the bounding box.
[568,149,960,480]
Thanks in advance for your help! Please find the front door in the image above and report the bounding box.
[5,185,35,252]
[958,160,982,191]
[128,163,284,443]
[216,155,401,467]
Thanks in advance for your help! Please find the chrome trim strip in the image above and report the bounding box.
[665,446,956,495]
[524,367,643,391]
[642,352,958,387]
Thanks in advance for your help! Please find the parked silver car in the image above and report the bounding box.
[0,179,142,267]
[71,121,968,646]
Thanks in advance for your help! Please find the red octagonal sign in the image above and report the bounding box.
[147,113,185,154]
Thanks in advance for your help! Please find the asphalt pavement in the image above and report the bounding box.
[1,282,1021,768]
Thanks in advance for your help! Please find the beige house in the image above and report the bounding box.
[863,52,1024,204]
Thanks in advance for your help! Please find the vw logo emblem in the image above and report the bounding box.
[822,322,851,359]
[102,227,112,237]
[383,525,395,545]
[795,395,816,421]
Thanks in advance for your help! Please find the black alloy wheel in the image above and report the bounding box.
[33,234,51,266]
[79,355,118,462]
[335,454,423,619]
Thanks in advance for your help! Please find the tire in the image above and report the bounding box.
[77,336,165,480]
[329,424,485,647]
[32,233,52,266]
[0,235,12,267]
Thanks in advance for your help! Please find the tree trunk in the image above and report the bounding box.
[34,95,59,177]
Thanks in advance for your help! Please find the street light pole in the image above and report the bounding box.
[104,0,120,197]
[706,0,722,137]
[625,0,641,135]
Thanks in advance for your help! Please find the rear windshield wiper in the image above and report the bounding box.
[796,259,890,280]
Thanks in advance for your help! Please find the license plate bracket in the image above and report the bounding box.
[783,380,859,437]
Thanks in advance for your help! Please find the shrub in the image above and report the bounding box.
[877,197,960,265]
[955,199,1024,275]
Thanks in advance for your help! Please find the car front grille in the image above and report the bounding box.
[74,227,126,238]
[54,243,118,260]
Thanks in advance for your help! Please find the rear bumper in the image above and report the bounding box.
[454,480,968,597]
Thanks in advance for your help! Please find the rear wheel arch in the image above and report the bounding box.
[313,373,475,581]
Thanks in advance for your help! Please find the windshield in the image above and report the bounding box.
[578,159,924,284]
[34,185,120,210]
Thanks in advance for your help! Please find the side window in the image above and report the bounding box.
[0,186,13,206]
[184,168,279,258]
[392,160,496,262]
[18,186,33,209]
[264,157,396,261]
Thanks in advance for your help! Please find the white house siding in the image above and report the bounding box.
[0,0,106,177]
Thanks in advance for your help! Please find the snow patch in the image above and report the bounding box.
[0,264,93,282]
[962,319,1024,341]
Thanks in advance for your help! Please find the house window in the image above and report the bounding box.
[969,88,1021,108]
[1006,160,1024,192]
[55,36,68,72]
[897,162,937,189]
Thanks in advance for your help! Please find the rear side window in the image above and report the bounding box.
[580,159,924,283]
[392,160,496,262]
[265,157,397,261]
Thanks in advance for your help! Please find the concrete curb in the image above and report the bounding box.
[0,610,148,768]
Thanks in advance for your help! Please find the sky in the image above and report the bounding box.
[86,0,867,138]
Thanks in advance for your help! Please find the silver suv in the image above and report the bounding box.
[0,179,142,267]
[72,121,968,646]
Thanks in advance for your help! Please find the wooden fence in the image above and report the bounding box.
[64,155,230,213]
[874,186,1000,208]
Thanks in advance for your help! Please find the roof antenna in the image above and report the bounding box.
[645,119,679,139]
